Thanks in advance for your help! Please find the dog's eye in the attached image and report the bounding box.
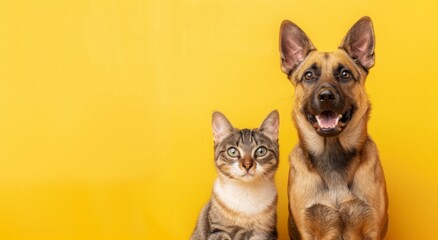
[303,71,314,81]
[341,70,351,80]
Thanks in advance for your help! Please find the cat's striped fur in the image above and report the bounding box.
[191,111,280,240]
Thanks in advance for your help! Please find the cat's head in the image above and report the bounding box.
[212,110,279,182]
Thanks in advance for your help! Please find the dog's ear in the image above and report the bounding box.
[280,20,315,76]
[340,16,375,70]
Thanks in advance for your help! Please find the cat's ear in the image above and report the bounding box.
[212,112,234,143]
[259,110,279,142]
[340,16,375,70]
[280,20,315,76]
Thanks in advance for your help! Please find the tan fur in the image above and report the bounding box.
[280,17,388,240]
[288,138,388,239]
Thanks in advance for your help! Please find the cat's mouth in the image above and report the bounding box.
[306,106,354,137]
[239,170,258,181]
[241,172,255,178]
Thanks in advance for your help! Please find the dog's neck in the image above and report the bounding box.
[306,137,357,169]
[299,126,369,180]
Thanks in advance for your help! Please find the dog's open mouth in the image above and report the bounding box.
[307,106,354,136]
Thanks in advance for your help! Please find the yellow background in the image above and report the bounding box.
[1,0,437,239]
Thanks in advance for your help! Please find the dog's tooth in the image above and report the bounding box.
[334,116,340,126]
[315,115,322,126]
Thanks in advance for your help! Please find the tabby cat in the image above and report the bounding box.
[191,110,280,240]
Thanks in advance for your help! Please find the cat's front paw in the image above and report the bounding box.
[207,232,231,240]
[249,237,277,240]
[248,234,277,240]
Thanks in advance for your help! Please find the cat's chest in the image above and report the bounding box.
[213,179,277,215]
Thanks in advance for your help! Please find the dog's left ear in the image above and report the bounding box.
[340,16,375,70]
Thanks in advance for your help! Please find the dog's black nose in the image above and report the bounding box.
[318,88,336,103]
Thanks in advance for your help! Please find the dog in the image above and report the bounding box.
[279,17,389,240]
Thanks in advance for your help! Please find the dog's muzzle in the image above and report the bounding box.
[305,85,355,137]
[307,107,354,135]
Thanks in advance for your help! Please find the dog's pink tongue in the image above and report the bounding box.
[316,111,339,129]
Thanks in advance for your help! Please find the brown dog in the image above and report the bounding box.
[279,17,388,240]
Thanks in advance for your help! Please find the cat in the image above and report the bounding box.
[191,110,280,240]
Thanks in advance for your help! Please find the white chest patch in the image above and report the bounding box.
[213,179,277,215]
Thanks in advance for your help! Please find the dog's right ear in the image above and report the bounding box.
[279,20,315,77]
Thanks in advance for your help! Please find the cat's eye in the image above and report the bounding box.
[255,146,267,157]
[227,147,239,158]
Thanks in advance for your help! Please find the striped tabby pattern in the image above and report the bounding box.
[191,110,279,240]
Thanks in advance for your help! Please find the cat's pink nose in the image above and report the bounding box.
[242,156,254,171]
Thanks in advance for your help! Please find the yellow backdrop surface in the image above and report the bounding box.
[1,0,438,239]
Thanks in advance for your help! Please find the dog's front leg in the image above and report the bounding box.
[348,140,389,240]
